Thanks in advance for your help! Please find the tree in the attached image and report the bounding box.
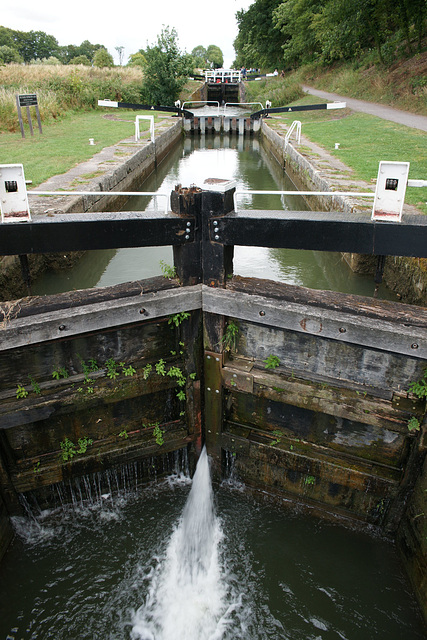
[128,51,146,67]
[93,47,114,68]
[234,0,284,69]
[0,45,23,63]
[13,29,60,62]
[60,40,104,64]
[206,44,224,68]
[0,26,15,49]
[191,45,208,68]
[69,54,91,65]
[142,27,193,104]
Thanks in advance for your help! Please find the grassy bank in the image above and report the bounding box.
[0,64,145,133]
[263,93,427,215]
[0,109,163,187]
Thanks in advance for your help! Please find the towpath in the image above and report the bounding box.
[302,85,427,132]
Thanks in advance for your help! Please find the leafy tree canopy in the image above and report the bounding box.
[128,51,146,67]
[141,27,193,104]
[234,0,427,69]
[69,54,91,66]
[0,44,23,63]
[93,47,114,68]
[233,0,284,70]
[206,44,224,68]
[191,45,208,68]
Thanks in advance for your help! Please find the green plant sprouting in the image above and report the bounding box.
[155,359,166,376]
[409,367,427,399]
[264,355,281,370]
[408,416,421,431]
[121,363,136,377]
[270,429,282,446]
[159,260,177,279]
[105,358,119,380]
[118,429,129,439]
[52,367,69,380]
[152,423,164,446]
[29,375,41,395]
[168,312,190,328]
[16,384,28,399]
[60,435,93,462]
[221,320,239,352]
[142,363,152,379]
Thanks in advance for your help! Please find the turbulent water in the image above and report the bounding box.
[0,451,425,640]
[130,448,243,640]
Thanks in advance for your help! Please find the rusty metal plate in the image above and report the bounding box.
[223,367,254,393]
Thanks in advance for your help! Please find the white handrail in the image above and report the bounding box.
[28,191,170,215]
[135,115,154,143]
[285,120,301,147]
[233,189,375,213]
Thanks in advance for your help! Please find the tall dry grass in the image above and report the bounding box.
[0,64,145,133]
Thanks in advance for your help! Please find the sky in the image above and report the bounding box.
[2,0,254,66]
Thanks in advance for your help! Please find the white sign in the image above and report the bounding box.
[0,164,31,222]
[372,161,410,222]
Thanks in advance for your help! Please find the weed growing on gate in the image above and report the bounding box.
[263,355,281,369]
[222,320,239,352]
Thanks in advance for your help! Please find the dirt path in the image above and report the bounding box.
[302,85,427,132]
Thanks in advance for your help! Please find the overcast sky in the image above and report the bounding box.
[2,0,253,66]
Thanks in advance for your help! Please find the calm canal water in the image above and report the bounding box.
[0,456,425,640]
[32,135,396,301]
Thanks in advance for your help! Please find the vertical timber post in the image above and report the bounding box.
[171,180,235,470]
[171,186,203,453]
[201,181,235,473]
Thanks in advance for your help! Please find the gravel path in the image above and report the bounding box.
[302,85,427,132]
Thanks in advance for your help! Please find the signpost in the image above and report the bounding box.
[16,94,43,138]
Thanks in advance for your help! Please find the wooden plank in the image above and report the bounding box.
[0,276,180,320]
[222,364,424,432]
[0,285,202,351]
[202,285,427,358]
[228,276,427,327]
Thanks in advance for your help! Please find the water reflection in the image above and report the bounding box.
[32,135,395,301]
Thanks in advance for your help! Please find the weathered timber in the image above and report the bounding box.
[223,421,403,482]
[172,187,203,286]
[201,190,235,287]
[11,422,192,495]
[222,364,424,433]
[0,284,202,351]
[221,433,397,526]
[0,316,175,394]
[225,389,410,472]
[228,276,427,327]
[202,284,427,360]
[0,367,180,429]
[0,276,180,320]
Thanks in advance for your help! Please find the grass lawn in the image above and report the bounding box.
[0,109,165,187]
[269,96,427,214]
